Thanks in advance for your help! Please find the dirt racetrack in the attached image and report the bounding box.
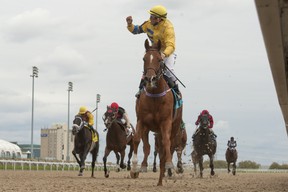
[1,169,288,192]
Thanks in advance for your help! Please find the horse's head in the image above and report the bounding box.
[102,106,117,129]
[143,39,164,88]
[72,115,85,135]
[199,114,209,129]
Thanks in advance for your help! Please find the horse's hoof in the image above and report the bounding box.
[116,168,120,172]
[140,166,147,172]
[105,174,109,178]
[152,167,157,172]
[130,171,139,179]
[78,173,83,176]
[168,168,173,177]
[120,164,127,169]
[176,167,184,174]
[127,166,131,171]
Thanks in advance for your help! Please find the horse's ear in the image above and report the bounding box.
[144,39,150,50]
[157,40,161,51]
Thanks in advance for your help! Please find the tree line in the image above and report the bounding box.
[203,160,288,169]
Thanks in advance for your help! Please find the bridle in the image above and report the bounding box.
[143,48,165,87]
[72,115,84,135]
[102,109,117,129]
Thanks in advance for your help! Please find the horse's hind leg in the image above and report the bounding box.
[127,144,133,171]
[91,148,97,178]
[153,150,158,172]
[176,149,184,174]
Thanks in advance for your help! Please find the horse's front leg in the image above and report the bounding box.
[78,143,91,176]
[103,147,112,178]
[140,130,150,172]
[72,149,81,166]
[119,149,127,169]
[199,157,204,178]
[130,123,142,179]
[227,162,231,173]
[232,162,236,175]
[161,122,174,170]
[209,155,215,176]
[158,147,165,186]
[78,152,88,176]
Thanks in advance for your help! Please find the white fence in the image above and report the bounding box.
[0,160,116,171]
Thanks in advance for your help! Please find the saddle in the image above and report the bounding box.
[84,125,98,142]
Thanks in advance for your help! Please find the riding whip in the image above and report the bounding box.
[163,63,186,88]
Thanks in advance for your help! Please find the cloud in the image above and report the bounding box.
[3,8,62,42]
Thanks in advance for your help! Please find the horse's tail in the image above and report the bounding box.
[94,131,100,160]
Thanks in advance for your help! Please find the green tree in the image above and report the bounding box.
[269,162,288,169]
[203,160,227,168]
[269,162,280,169]
[238,160,260,169]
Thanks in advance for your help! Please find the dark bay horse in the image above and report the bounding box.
[192,120,217,178]
[153,127,187,174]
[102,106,134,178]
[225,147,238,175]
[72,115,99,177]
[130,39,183,186]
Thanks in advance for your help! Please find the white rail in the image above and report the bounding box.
[0,160,116,171]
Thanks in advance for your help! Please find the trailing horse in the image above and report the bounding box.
[130,39,183,186]
[102,106,134,178]
[192,120,217,178]
[225,147,238,175]
[71,115,99,177]
[153,126,187,174]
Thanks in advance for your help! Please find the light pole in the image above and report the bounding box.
[96,94,101,130]
[67,82,73,161]
[30,66,38,159]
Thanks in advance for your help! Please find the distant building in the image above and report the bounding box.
[0,139,22,159]
[40,123,75,161]
[18,144,40,159]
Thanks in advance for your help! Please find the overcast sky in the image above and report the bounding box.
[0,0,287,166]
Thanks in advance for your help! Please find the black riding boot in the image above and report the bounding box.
[164,75,181,96]
[173,84,181,95]
[135,78,145,98]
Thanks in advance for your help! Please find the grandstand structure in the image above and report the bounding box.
[0,139,22,158]
[255,0,288,135]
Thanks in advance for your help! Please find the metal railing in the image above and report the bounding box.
[0,160,116,171]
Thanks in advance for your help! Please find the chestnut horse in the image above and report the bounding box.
[102,106,134,178]
[153,127,187,174]
[72,115,99,177]
[225,147,238,175]
[192,123,217,178]
[130,39,183,186]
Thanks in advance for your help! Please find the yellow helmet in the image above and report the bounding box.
[148,5,167,19]
[79,106,87,114]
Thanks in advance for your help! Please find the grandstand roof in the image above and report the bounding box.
[0,139,22,157]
